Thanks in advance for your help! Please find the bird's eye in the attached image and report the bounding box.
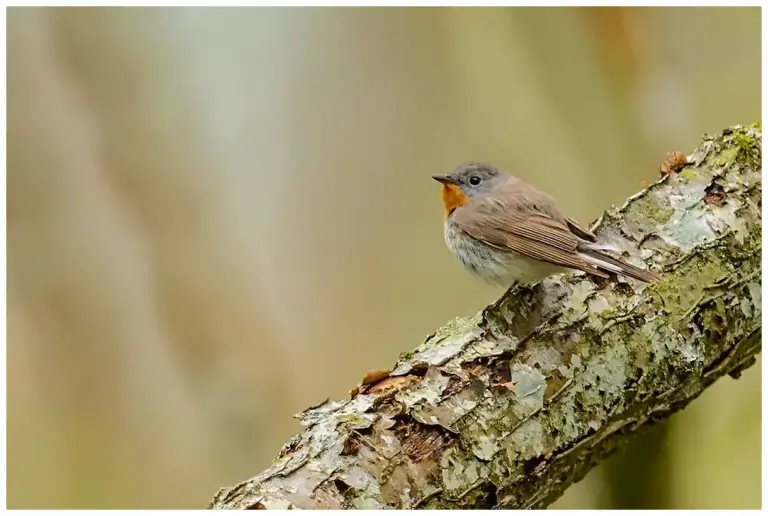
[469,176,482,186]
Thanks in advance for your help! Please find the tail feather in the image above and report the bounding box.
[578,246,660,283]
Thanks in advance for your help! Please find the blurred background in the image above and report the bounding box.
[6,6,761,509]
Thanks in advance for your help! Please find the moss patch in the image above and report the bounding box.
[630,194,675,224]
[709,124,761,169]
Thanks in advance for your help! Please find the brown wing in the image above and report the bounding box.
[453,194,608,277]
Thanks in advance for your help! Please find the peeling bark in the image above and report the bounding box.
[209,124,762,510]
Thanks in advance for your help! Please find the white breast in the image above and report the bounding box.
[443,219,563,286]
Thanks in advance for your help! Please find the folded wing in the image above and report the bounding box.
[453,195,610,278]
[453,190,659,283]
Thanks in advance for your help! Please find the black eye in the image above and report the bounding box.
[469,176,481,186]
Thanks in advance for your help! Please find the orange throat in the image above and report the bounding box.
[440,184,470,219]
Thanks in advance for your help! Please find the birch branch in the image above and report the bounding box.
[209,124,762,510]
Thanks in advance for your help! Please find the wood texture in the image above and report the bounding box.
[210,124,761,510]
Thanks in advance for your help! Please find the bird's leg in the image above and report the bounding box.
[502,281,520,299]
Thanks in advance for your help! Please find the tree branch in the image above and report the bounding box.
[209,124,762,510]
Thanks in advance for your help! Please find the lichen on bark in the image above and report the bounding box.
[209,124,761,510]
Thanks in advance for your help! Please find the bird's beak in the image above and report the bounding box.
[432,175,456,185]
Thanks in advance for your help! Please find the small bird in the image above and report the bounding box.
[433,162,660,289]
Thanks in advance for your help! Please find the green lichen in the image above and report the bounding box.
[678,168,699,181]
[630,194,675,224]
[711,146,741,167]
[732,132,754,152]
[337,412,375,429]
[709,124,761,169]
[440,447,490,498]
[648,255,730,319]
[425,314,482,348]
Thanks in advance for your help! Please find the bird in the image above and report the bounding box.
[432,162,660,290]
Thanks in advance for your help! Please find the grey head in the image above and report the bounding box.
[432,162,508,198]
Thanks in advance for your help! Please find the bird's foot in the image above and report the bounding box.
[502,281,520,299]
